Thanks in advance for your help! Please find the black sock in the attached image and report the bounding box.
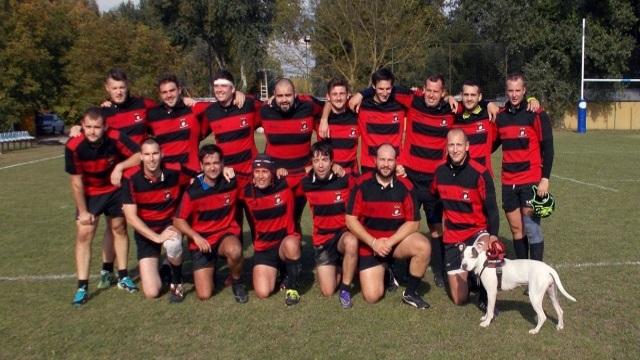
[406,274,421,295]
[529,242,544,261]
[170,264,183,284]
[78,279,89,289]
[285,260,301,290]
[102,262,114,273]
[118,269,128,279]
[513,236,529,259]
[430,236,444,277]
[339,282,351,292]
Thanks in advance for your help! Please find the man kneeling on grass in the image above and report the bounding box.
[346,144,432,308]
[302,141,358,308]
[173,144,248,303]
[121,138,189,303]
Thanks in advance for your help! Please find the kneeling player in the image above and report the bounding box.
[241,155,303,306]
[346,144,432,308]
[302,141,358,308]
[427,129,499,305]
[122,138,188,302]
[173,145,248,303]
[65,107,141,306]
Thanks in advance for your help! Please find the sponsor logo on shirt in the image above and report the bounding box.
[179,118,188,128]
[134,113,143,122]
[240,117,248,128]
[519,127,527,138]
[392,204,402,217]
[441,118,448,127]
[462,191,470,201]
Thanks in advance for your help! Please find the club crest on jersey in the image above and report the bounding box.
[164,191,172,201]
[392,113,399,123]
[334,192,343,203]
[240,117,248,128]
[392,204,402,217]
[462,191,470,201]
[349,127,357,138]
[476,122,485,132]
[274,193,283,206]
[440,118,448,127]
[519,127,527,138]
[300,120,309,132]
[179,118,188,128]
[134,113,143,122]
[224,194,231,205]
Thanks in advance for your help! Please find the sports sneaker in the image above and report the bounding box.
[97,270,116,290]
[169,283,184,303]
[402,290,430,309]
[72,287,88,307]
[433,273,445,288]
[339,289,353,309]
[117,276,138,293]
[284,289,300,306]
[232,282,249,304]
[385,268,399,292]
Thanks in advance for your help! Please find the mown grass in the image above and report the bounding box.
[0,130,639,359]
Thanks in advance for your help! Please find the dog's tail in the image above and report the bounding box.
[549,269,577,302]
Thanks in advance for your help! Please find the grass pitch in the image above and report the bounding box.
[0,130,639,359]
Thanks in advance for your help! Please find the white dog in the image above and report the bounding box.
[460,241,576,334]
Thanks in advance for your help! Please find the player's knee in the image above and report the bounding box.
[196,289,212,301]
[320,285,334,297]
[254,287,271,299]
[344,235,358,255]
[225,243,242,262]
[361,287,383,304]
[143,287,160,299]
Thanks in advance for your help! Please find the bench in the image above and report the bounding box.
[0,131,35,153]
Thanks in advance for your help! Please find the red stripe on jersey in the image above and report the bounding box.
[147,102,202,174]
[302,173,353,246]
[496,107,543,185]
[357,98,405,169]
[346,175,418,256]
[240,179,297,252]
[102,96,155,145]
[401,97,453,176]
[175,177,240,250]
[203,98,260,176]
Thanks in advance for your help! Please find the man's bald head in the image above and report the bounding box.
[274,78,295,112]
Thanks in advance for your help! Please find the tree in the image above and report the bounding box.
[306,0,445,90]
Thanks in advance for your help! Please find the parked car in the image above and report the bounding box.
[35,113,65,135]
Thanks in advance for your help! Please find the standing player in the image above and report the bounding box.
[259,78,324,233]
[302,141,358,308]
[65,107,141,306]
[173,145,248,303]
[346,144,431,308]
[121,138,188,302]
[427,129,500,305]
[146,74,206,177]
[495,73,554,262]
[316,78,360,175]
[201,70,261,241]
[241,154,303,306]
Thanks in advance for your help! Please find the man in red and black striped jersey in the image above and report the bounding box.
[346,144,431,308]
[316,78,360,175]
[173,145,248,303]
[240,154,303,306]
[65,108,141,306]
[122,138,190,303]
[427,129,500,305]
[201,70,261,243]
[495,73,554,262]
[453,81,498,176]
[258,78,324,234]
[146,74,206,177]
[302,141,358,308]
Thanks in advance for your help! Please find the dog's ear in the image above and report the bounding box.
[471,247,478,258]
[457,243,466,252]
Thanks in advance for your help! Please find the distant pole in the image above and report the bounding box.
[304,35,311,84]
[578,18,587,134]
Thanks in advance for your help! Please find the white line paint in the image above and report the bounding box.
[2,261,639,282]
[551,174,619,192]
[0,155,63,171]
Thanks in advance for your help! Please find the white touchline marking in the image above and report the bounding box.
[2,261,639,282]
[551,174,619,192]
[0,155,63,171]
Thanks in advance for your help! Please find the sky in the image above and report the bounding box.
[96,0,138,12]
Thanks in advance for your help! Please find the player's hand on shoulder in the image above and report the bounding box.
[526,97,541,112]
[487,102,499,122]
[276,168,288,179]
[182,97,196,107]
[331,163,345,177]
[69,125,82,138]
[110,165,124,187]
[348,93,363,113]
[100,100,113,108]
[223,166,236,181]
[395,164,407,178]
[233,91,246,108]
